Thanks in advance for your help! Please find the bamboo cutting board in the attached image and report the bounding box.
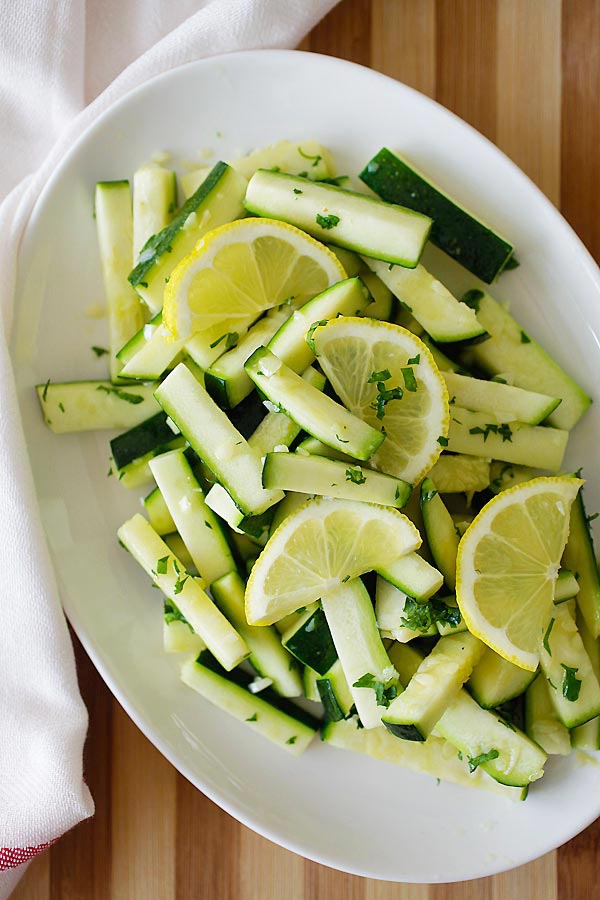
[13,1,600,897]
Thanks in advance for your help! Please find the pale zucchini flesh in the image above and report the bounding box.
[447,407,568,471]
[321,580,399,730]
[211,571,302,698]
[180,653,318,756]
[525,674,571,756]
[144,487,176,535]
[469,647,537,709]
[117,514,248,670]
[362,258,486,344]
[562,490,600,638]
[95,181,145,380]
[245,347,385,461]
[443,371,560,425]
[382,633,484,741]
[267,277,371,374]
[262,451,411,508]
[132,163,177,259]
[244,169,432,267]
[322,718,526,799]
[155,363,283,516]
[460,289,591,431]
[36,381,160,433]
[375,577,437,642]
[248,366,326,457]
[420,478,459,591]
[539,601,600,728]
[376,552,444,602]
[148,448,236,585]
[129,162,247,313]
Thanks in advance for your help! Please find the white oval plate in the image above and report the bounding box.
[12,50,600,883]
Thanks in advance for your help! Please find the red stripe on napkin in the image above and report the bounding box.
[0,840,56,870]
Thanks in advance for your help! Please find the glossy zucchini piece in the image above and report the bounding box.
[469,648,537,709]
[281,606,337,676]
[36,380,160,433]
[563,489,600,638]
[360,147,514,283]
[525,674,571,756]
[420,478,459,591]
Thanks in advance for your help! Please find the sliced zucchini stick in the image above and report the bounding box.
[563,489,600,638]
[525,674,571,756]
[469,648,537,709]
[36,380,160,433]
[420,478,459,591]
[118,514,248,670]
[132,163,177,259]
[443,372,560,425]
[377,552,444,601]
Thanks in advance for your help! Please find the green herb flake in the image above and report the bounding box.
[407,354,420,366]
[335,433,349,443]
[156,556,170,575]
[400,597,461,633]
[163,600,192,630]
[286,735,298,745]
[469,422,512,443]
[370,380,404,420]
[341,575,351,583]
[96,385,144,405]
[401,367,418,392]
[173,574,189,595]
[316,213,340,230]
[462,289,484,312]
[42,379,51,402]
[91,346,109,357]
[543,617,555,656]
[293,188,303,194]
[449,395,456,405]
[520,331,531,344]
[204,520,212,529]
[468,748,499,773]
[561,664,582,702]
[345,466,366,485]
[352,673,397,708]
[297,147,322,167]
[58,402,65,413]
[210,331,239,350]
[457,750,463,761]
[437,436,449,447]
[246,713,258,722]
[368,369,391,384]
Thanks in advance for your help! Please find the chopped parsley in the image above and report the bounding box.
[91,345,109,357]
[209,331,239,350]
[286,735,298,745]
[401,367,418,392]
[400,597,462,633]
[469,422,513,443]
[293,188,303,194]
[587,512,599,525]
[336,433,349,443]
[437,435,449,447]
[543,617,555,656]
[352,673,398,708]
[41,379,51,401]
[368,369,391,383]
[341,575,351,583]
[107,467,113,477]
[458,750,463,760]
[468,748,499,773]
[520,331,531,344]
[316,213,340,230]
[422,486,438,503]
[407,354,420,366]
[561,664,582,702]
[96,385,144,404]
[345,466,367,485]
[156,556,170,575]
[462,289,484,312]
[449,395,456,405]
[370,380,403,420]
[163,600,192,630]
[58,402,65,413]
[297,147,322,167]
[246,713,258,722]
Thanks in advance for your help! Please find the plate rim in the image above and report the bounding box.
[15,47,600,883]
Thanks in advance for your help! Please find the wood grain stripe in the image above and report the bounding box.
[50,638,113,900]
[560,0,600,262]
[110,703,176,900]
[370,0,437,97]
[496,0,562,203]
[175,777,240,900]
[306,0,373,65]
[435,0,498,141]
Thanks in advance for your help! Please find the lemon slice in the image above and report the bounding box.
[245,497,421,625]
[163,218,345,340]
[311,318,449,483]
[456,476,583,671]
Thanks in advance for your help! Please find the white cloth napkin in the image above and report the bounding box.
[0,1,337,895]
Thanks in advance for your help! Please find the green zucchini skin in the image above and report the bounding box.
[110,412,177,470]
[360,148,513,283]
[282,606,338,676]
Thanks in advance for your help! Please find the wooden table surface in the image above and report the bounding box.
[13,1,600,897]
